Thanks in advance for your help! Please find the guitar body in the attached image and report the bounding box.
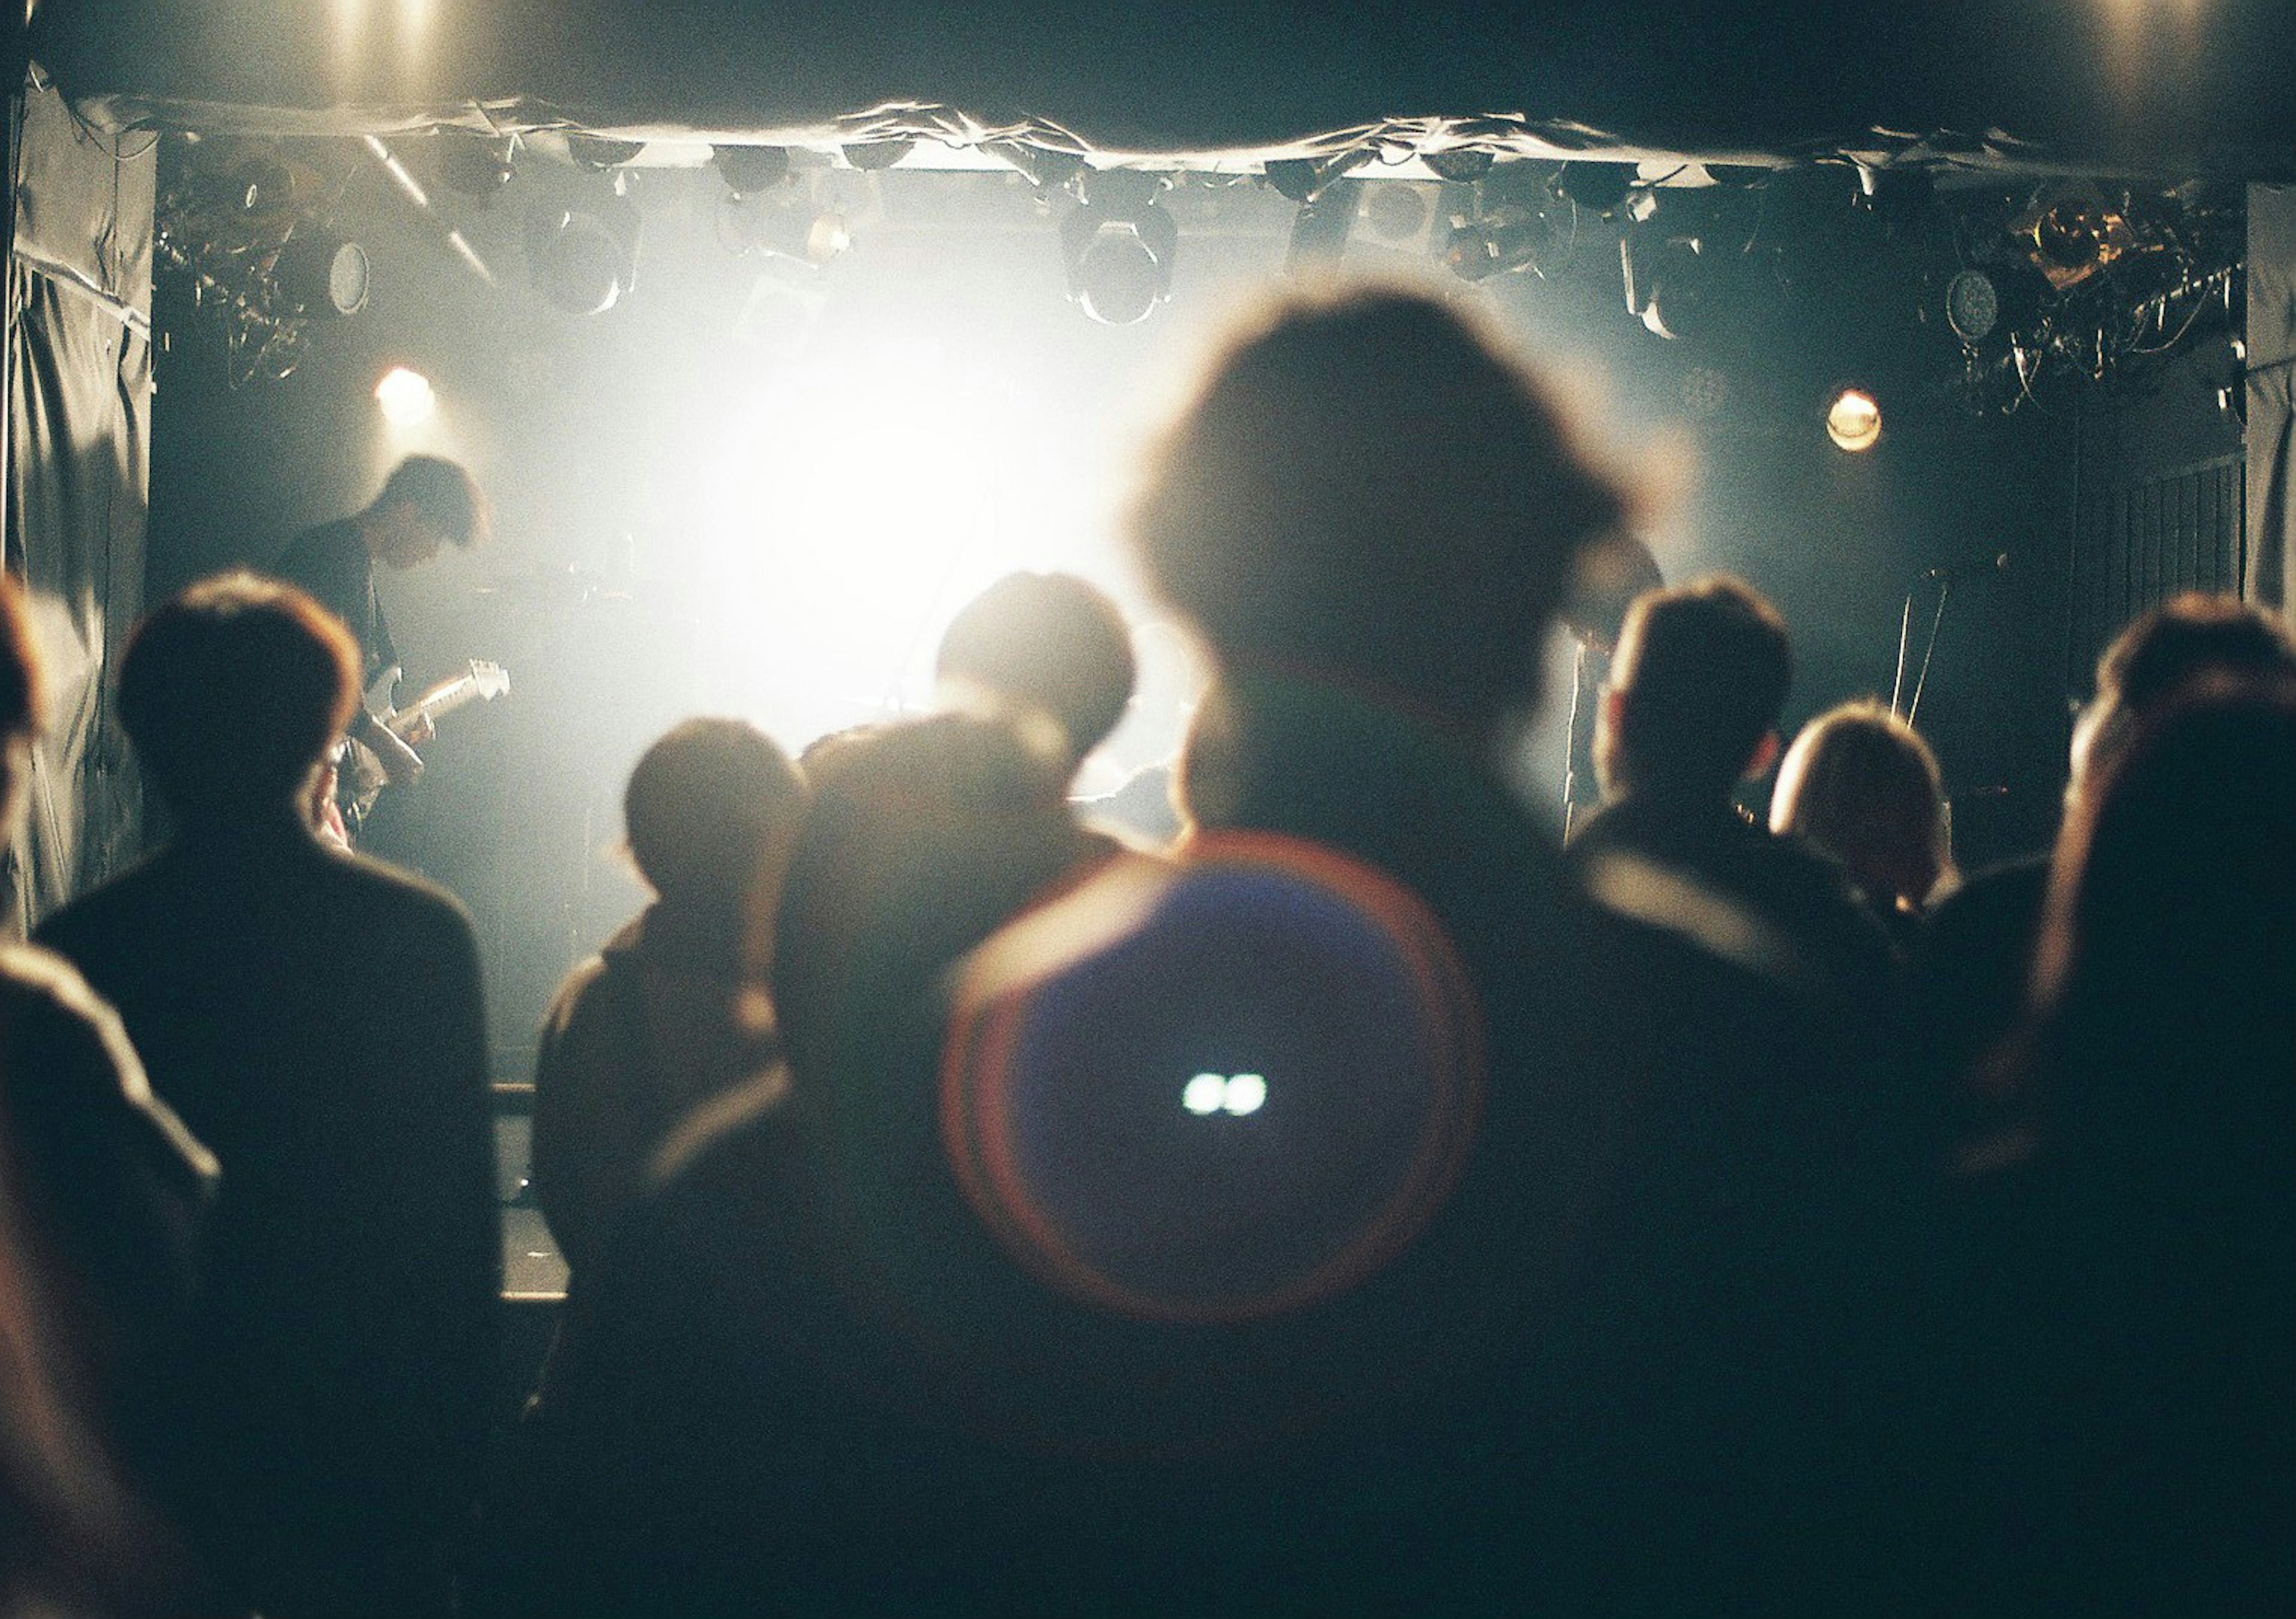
[335,660,511,835]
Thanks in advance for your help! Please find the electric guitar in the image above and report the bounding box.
[340,659,511,827]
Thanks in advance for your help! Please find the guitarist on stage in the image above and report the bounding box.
[271,455,487,832]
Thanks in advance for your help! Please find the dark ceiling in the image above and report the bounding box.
[29,0,2296,178]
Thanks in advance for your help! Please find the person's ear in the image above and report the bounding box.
[1743,729,1781,781]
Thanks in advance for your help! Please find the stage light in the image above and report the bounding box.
[712,145,792,199]
[2017,190,2136,291]
[1422,148,1494,184]
[565,133,646,172]
[1944,268,2001,343]
[1554,161,1638,216]
[987,141,1086,194]
[1635,237,1717,340]
[438,130,515,197]
[374,366,435,427]
[1060,172,1177,326]
[1855,163,1935,224]
[1361,184,1429,244]
[273,227,370,316]
[526,202,638,316]
[841,139,915,171]
[719,194,850,266]
[1826,387,1882,452]
[1285,177,1359,277]
[1443,200,1559,282]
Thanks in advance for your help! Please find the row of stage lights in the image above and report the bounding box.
[157,129,2241,435]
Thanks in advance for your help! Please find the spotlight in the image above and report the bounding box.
[719,193,850,266]
[712,145,792,199]
[526,200,639,316]
[1361,184,1430,244]
[1422,148,1494,185]
[565,133,646,172]
[1943,268,2001,343]
[1854,163,1935,224]
[1060,170,1177,326]
[1285,177,1359,277]
[987,141,1087,194]
[273,227,370,317]
[439,130,516,197]
[2016,189,2136,291]
[374,366,435,427]
[1263,151,1370,205]
[1554,161,1638,216]
[1825,387,1882,452]
[841,139,915,171]
[1628,236,1718,341]
[1444,200,1559,282]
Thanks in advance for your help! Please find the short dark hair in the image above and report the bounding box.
[2077,594,2296,793]
[2097,592,2296,710]
[935,573,1136,762]
[625,717,808,903]
[119,572,359,818]
[1129,284,1631,729]
[1605,575,1793,801]
[375,455,487,549]
[0,572,43,740]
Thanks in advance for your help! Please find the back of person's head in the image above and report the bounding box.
[1601,575,1792,802]
[119,572,358,823]
[1770,699,1953,911]
[2032,674,2296,1160]
[2074,593,2296,793]
[625,717,808,907]
[1129,282,1631,730]
[373,454,487,549]
[935,573,1135,765]
[0,573,42,746]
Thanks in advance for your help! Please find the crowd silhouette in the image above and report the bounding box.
[2,286,2290,1618]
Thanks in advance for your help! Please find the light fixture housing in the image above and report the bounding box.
[273,228,370,317]
[1060,171,1177,326]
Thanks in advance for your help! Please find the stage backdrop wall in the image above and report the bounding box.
[4,69,153,933]
[2248,184,2296,627]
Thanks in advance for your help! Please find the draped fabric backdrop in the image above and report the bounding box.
[2247,184,2296,628]
[4,70,153,934]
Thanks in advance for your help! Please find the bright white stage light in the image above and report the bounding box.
[677,326,1129,748]
[1825,387,1881,453]
[374,366,436,427]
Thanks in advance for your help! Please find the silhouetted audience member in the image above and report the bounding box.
[1916,592,2296,1094]
[1771,698,1956,951]
[1938,674,2296,1614]
[1568,576,1898,997]
[36,573,498,1619]
[0,572,214,1619]
[771,571,1146,1087]
[531,717,807,1283]
[521,287,1894,1617]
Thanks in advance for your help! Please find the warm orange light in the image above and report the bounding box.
[1826,387,1882,453]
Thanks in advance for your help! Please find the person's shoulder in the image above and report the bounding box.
[30,857,167,961]
[310,845,481,961]
[276,516,357,566]
[0,939,120,1034]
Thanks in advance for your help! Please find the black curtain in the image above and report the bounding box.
[4,69,153,934]
[2247,184,2296,629]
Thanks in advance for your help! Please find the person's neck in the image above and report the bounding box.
[172,801,317,844]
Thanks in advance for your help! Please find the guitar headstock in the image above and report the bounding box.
[466,660,511,699]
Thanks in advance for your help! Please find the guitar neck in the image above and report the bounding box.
[384,679,480,737]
